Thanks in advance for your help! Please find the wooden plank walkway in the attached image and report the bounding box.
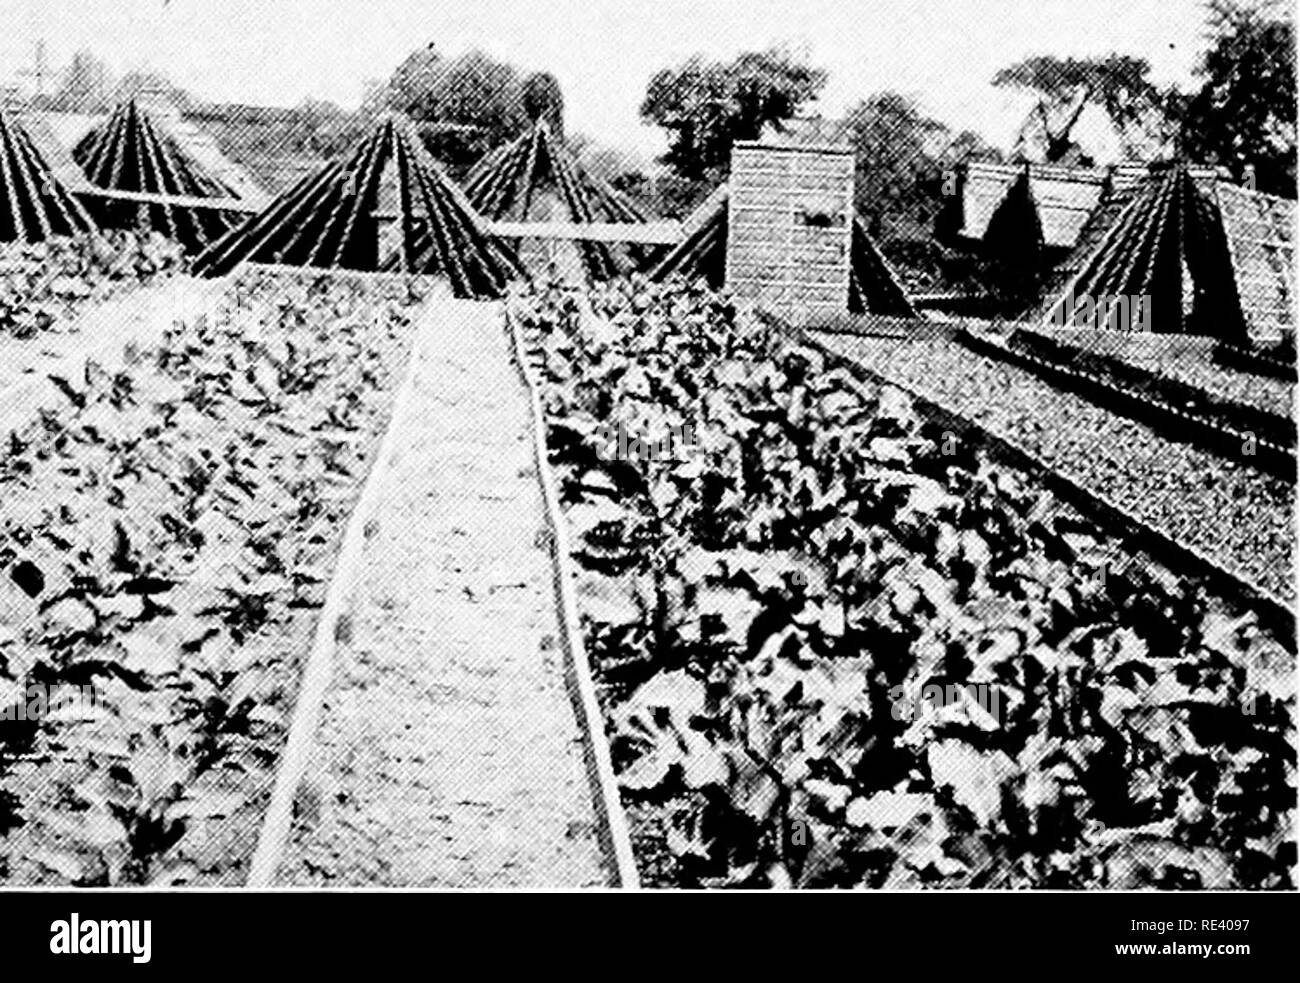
[271,297,609,887]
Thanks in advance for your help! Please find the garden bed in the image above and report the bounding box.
[0,232,183,342]
[1001,325,1293,436]
[0,267,429,886]
[510,278,1296,890]
[816,330,1295,603]
[0,232,187,395]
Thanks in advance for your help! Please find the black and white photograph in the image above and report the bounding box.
[0,0,1296,968]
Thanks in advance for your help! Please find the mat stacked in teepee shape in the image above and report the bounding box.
[73,100,247,251]
[1033,162,1294,340]
[0,106,97,243]
[463,119,653,280]
[191,115,523,299]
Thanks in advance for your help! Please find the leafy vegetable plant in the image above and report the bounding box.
[514,275,1297,890]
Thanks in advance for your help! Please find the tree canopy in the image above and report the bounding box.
[845,92,947,238]
[40,52,193,114]
[521,72,565,137]
[640,48,827,183]
[44,50,113,113]
[992,54,1171,162]
[384,46,534,171]
[1182,0,1296,194]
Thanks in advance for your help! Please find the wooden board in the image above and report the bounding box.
[726,144,854,319]
[487,220,681,244]
[77,184,263,213]
[1215,182,1295,343]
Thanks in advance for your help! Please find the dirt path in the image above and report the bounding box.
[275,297,608,887]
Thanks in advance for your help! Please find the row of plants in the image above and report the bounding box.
[510,276,1296,889]
[0,268,428,885]
[1004,325,1293,433]
[1,232,184,340]
[1213,334,1298,384]
[957,326,1295,481]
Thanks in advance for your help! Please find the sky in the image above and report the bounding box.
[2,0,1216,161]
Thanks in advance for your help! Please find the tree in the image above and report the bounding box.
[845,92,947,239]
[1183,0,1296,195]
[640,48,828,183]
[522,72,565,137]
[384,46,533,172]
[940,130,1005,166]
[609,169,653,208]
[992,54,1173,162]
[278,98,355,158]
[48,50,113,113]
